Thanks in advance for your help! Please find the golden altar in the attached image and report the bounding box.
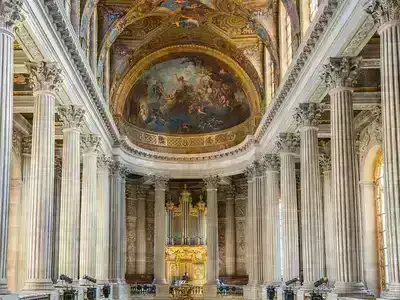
[165,246,207,285]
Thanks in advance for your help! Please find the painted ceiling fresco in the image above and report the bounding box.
[123,54,251,134]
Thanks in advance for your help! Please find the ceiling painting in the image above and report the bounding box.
[123,53,251,134]
[96,0,278,89]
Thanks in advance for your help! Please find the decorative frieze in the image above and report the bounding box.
[25,61,62,92]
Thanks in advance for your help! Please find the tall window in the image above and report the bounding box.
[375,150,389,291]
[285,13,293,66]
[309,0,319,22]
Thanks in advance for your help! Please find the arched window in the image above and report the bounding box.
[375,150,389,291]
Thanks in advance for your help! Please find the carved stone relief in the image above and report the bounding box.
[126,220,137,274]
[218,220,226,276]
[235,220,246,275]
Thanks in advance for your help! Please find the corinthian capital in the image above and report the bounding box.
[110,161,128,178]
[97,154,111,169]
[321,57,361,89]
[319,154,332,172]
[203,175,220,190]
[58,105,85,129]
[0,0,24,29]
[151,175,169,190]
[365,0,400,27]
[294,103,324,128]
[25,61,63,93]
[81,134,101,154]
[275,133,300,153]
[21,135,32,154]
[245,164,256,181]
[263,154,280,171]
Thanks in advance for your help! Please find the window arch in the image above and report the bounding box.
[375,149,389,291]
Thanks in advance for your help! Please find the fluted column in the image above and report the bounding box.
[319,154,336,284]
[262,154,281,285]
[57,105,85,282]
[0,1,23,294]
[52,156,62,284]
[23,61,62,293]
[245,167,254,283]
[151,176,168,285]
[294,103,325,291]
[109,161,129,298]
[79,134,101,283]
[225,186,236,277]
[366,2,400,297]
[322,57,366,295]
[276,133,300,283]
[96,155,111,284]
[136,187,148,275]
[18,137,31,289]
[203,176,220,297]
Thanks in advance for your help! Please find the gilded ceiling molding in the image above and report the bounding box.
[112,44,261,118]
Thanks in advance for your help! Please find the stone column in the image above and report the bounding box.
[203,176,220,298]
[18,136,32,289]
[96,155,111,284]
[225,186,236,277]
[245,167,254,283]
[79,134,101,282]
[57,105,85,282]
[276,133,300,283]
[294,103,325,292]
[0,1,23,294]
[151,176,169,298]
[109,161,129,298]
[319,154,336,285]
[322,57,366,296]
[23,61,62,293]
[52,156,62,284]
[366,2,400,297]
[262,154,281,285]
[136,187,148,275]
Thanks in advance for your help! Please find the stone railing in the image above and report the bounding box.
[217,285,244,297]
[130,284,156,296]
[18,294,51,300]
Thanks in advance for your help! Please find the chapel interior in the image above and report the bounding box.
[0,0,398,300]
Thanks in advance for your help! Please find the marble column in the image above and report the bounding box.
[262,154,281,285]
[0,1,23,294]
[203,176,220,298]
[109,161,129,298]
[275,133,300,283]
[18,136,32,289]
[52,156,62,284]
[96,155,111,284]
[322,57,366,296]
[151,176,169,298]
[136,187,148,275]
[57,105,85,282]
[79,134,101,282]
[225,186,236,277]
[319,154,336,284]
[245,167,254,283]
[366,2,400,297]
[23,61,62,293]
[294,103,325,291]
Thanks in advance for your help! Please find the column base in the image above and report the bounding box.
[154,284,170,300]
[382,283,400,299]
[328,282,374,299]
[110,280,129,300]
[0,278,10,295]
[244,284,264,300]
[203,284,218,300]
[22,279,55,294]
[297,282,315,300]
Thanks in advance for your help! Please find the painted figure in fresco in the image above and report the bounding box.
[123,55,251,134]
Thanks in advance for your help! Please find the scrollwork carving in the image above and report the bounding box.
[319,154,332,172]
[365,0,400,27]
[203,175,220,190]
[275,133,300,153]
[294,103,324,128]
[81,134,101,154]
[0,0,23,29]
[263,154,280,171]
[21,135,32,154]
